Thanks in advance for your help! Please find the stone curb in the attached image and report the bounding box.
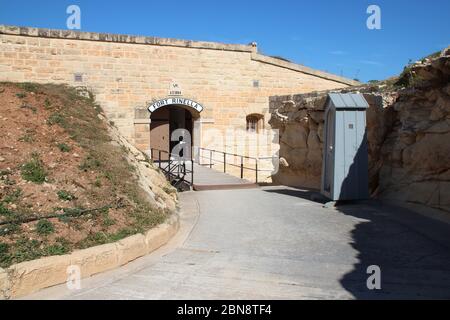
[0,214,179,300]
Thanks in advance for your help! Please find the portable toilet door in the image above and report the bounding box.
[321,93,370,201]
[323,107,335,195]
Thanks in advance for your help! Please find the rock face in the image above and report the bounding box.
[105,115,177,213]
[269,94,330,188]
[269,47,450,212]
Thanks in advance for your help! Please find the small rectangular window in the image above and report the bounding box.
[246,114,264,133]
[74,73,83,82]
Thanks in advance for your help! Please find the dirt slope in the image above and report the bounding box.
[0,83,176,268]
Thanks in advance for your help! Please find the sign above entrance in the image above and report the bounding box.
[148,98,204,114]
[168,82,182,96]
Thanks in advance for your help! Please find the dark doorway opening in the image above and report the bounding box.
[150,105,194,160]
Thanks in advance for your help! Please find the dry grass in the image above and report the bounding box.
[0,82,169,268]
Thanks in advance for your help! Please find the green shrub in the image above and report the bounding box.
[57,143,71,152]
[0,203,11,217]
[2,176,16,186]
[18,82,39,92]
[2,188,22,204]
[79,155,101,172]
[78,228,136,249]
[57,190,76,201]
[0,169,11,176]
[21,153,47,184]
[108,228,136,242]
[102,217,116,227]
[101,208,115,227]
[9,238,43,265]
[20,104,37,113]
[36,219,55,235]
[47,112,66,126]
[18,134,35,143]
[44,98,52,109]
[0,243,9,255]
[94,177,102,187]
[0,242,11,268]
[44,238,70,256]
[0,224,20,236]
[16,92,26,99]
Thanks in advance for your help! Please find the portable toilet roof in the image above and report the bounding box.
[327,93,369,109]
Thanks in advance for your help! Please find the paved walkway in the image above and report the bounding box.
[191,163,256,190]
[26,186,450,299]
[157,160,256,190]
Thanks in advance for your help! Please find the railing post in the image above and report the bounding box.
[191,158,194,186]
[224,152,226,173]
[240,156,244,179]
[159,150,161,169]
[255,158,258,184]
[168,159,171,178]
[210,150,213,169]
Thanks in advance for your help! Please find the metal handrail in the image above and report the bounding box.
[197,147,277,183]
[150,148,194,187]
[150,147,277,185]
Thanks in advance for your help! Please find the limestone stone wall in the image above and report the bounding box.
[0,25,356,155]
[269,48,450,212]
[269,91,393,189]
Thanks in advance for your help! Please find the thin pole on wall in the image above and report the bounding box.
[210,150,213,169]
[223,152,226,173]
[191,157,194,186]
[240,156,244,179]
[255,159,258,184]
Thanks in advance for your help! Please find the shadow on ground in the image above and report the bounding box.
[264,187,450,299]
[264,187,327,204]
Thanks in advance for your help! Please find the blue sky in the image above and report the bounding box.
[0,0,449,82]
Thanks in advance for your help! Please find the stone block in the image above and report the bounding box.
[8,255,72,299]
[116,234,148,266]
[145,215,179,253]
[145,225,170,254]
[0,268,9,300]
[70,243,119,278]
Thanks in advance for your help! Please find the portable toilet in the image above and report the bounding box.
[321,93,369,201]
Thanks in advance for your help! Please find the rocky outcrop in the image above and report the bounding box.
[269,47,450,212]
[104,115,177,213]
[269,94,329,188]
[378,50,450,212]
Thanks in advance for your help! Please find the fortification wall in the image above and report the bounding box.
[0,25,355,154]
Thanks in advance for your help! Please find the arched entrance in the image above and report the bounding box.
[149,99,203,160]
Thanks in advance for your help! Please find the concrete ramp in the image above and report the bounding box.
[190,163,258,191]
